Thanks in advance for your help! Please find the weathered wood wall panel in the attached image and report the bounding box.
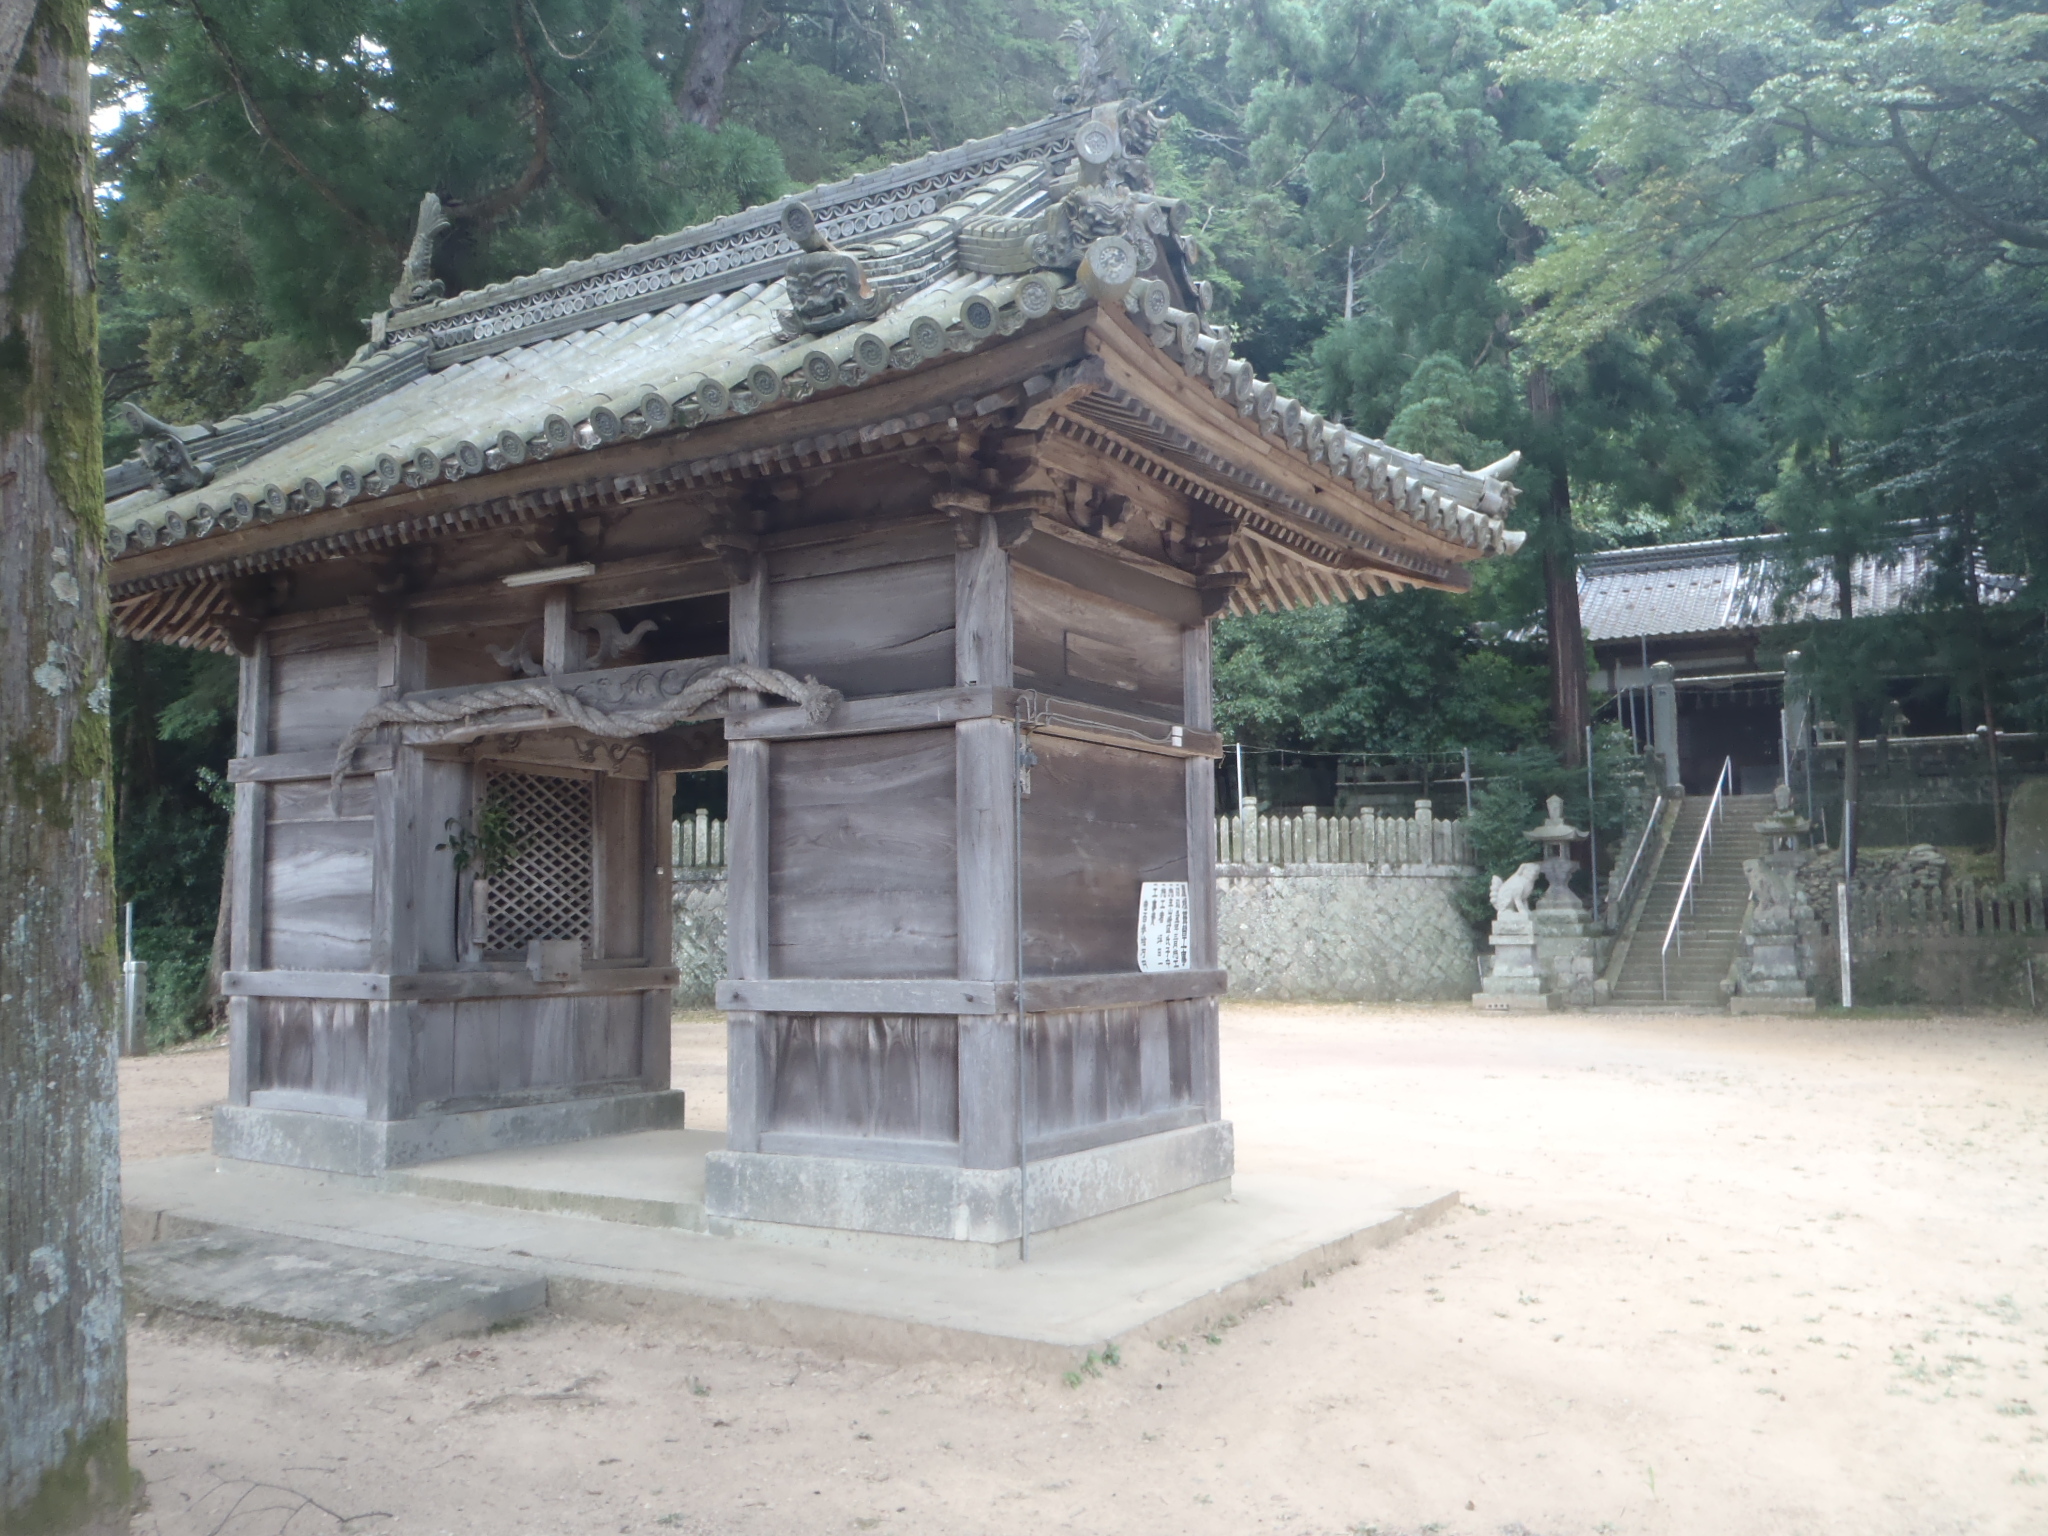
[425,628,530,690]
[264,778,376,971]
[597,773,645,960]
[413,755,470,970]
[1011,565,1184,721]
[1020,1000,1205,1152]
[769,729,958,979]
[769,555,956,698]
[407,993,644,1112]
[1029,1007,1145,1133]
[253,998,370,1105]
[763,1014,960,1144]
[1020,736,1189,976]
[268,629,380,751]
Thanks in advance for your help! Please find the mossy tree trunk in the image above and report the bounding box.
[0,2,134,1531]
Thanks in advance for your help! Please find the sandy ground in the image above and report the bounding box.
[118,1004,2048,1536]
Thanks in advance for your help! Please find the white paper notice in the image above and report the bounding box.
[1137,881,1191,973]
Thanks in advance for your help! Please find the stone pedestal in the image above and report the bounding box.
[1532,909,1612,1008]
[1731,785,1817,1013]
[1474,912,1552,1010]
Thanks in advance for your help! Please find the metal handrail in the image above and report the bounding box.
[1661,758,1734,1000]
[1604,785,1673,931]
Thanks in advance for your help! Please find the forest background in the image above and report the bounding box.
[92,0,2048,1039]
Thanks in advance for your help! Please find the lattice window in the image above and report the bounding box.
[482,770,594,953]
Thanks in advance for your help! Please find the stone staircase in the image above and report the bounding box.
[1609,794,1775,1006]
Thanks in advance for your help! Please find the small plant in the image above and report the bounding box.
[688,1377,711,1397]
[439,800,524,881]
[1101,1341,1121,1368]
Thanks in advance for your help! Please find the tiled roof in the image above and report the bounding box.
[104,101,1523,622]
[1577,531,2020,642]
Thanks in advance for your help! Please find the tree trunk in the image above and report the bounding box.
[0,3,134,1531]
[1543,478,1589,769]
[1528,367,1588,768]
[678,0,757,129]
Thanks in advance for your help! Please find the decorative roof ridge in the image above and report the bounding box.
[381,112,1084,361]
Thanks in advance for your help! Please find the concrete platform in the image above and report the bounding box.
[387,1128,719,1229]
[126,1229,546,1362]
[123,1138,1455,1369]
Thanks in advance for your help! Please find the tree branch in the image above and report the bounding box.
[181,0,400,254]
[1887,104,2048,251]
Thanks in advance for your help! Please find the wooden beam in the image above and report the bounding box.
[711,970,1228,1016]
[219,967,680,1001]
[756,1131,962,1165]
[726,685,1224,760]
[229,745,395,782]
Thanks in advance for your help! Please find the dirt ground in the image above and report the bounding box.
[119,1004,2048,1536]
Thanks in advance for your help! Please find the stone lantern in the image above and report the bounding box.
[1474,795,1611,1010]
[1527,795,1584,914]
[1730,782,1816,1013]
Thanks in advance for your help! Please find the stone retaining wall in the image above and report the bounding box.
[674,865,1482,1007]
[672,875,728,1009]
[1216,864,1479,1002]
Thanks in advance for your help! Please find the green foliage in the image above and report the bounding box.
[1213,589,1548,756]
[111,640,237,1043]
[94,0,793,424]
[439,801,525,883]
[1453,726,1651,926]
[1506,0,2048,726]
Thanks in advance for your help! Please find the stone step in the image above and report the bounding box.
[126,1229,547,1362]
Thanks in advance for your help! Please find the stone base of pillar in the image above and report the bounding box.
[214,1091,687,1177]
[703,1120,1235,1256]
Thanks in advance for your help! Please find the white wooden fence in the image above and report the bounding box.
[670,798,1472,876]
[1215,798,1471,870]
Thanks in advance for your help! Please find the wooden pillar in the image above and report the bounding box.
[955,513,1022,1169]
[725,552,771,1150]
[226,633,271,1107]
[367,622,425,1120]
[1184,618,1222,1118]
[640,767,676,1092]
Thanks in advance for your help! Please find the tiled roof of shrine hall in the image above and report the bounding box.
[104,101,1523,633]
[1576,529,2021,643]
